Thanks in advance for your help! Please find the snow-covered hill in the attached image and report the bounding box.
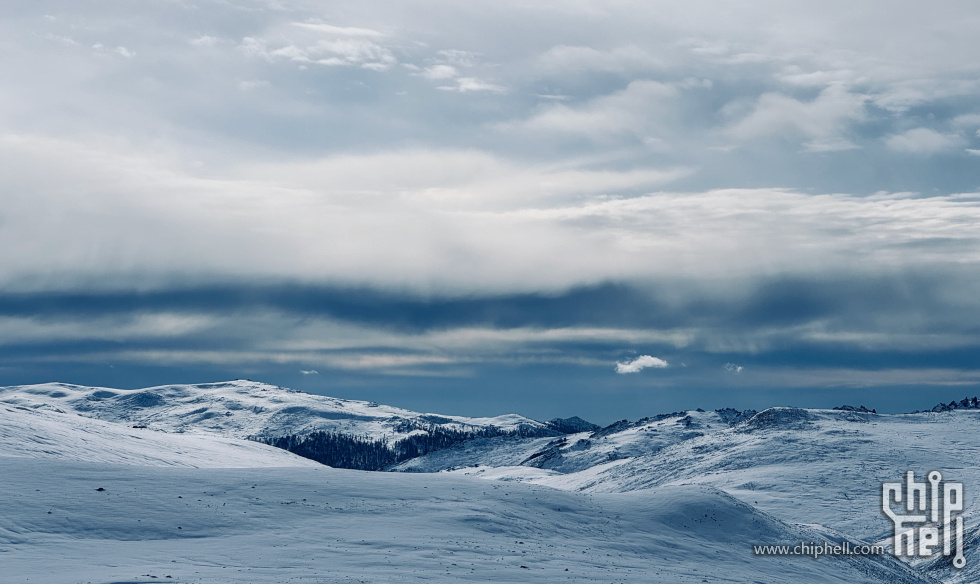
[0,380,552,441]
[441,406,980,583]
[468,407,980,534]
[391,408,755,473]
[2,380,978,582]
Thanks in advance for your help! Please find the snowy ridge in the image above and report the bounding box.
[0,380,550,442]
[393,407,751,474]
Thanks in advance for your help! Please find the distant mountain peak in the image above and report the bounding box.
[920,396,980,413]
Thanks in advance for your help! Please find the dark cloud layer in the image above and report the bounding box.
[2,271,979,422]
[1,270,975,332]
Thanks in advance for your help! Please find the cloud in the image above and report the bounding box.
[90,44,136,58]
[44,34,80,48]
[3,272,980,390]
[300,370,319,375]
[292,23,384,37]
[533,45,663,74]
[415,49,504,93]
[189,35,220,47]
[499,79,679,139]
[723,363,744,374]
[0,0,978,421]
[275,39,396,69]
[615,355,669,374]
[951,113,980,129]
[436,49,480,66]
[438,77,506,93]
[0,313,216,345]
[884,128,967,154]
[422,64,458,80]
[239,26,397,71]
[4,134,980,298]
[238,79,270,91]
[725,86,866,151]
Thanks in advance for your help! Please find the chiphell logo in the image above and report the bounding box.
[882,470,965,569]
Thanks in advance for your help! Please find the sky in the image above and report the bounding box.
[1,0,979,424]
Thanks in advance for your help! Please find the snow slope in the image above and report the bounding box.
[0,402,318,468]
[399,406,979,538]
[0,457,929,584]
[525,408,980,536]
[444,407,980,583]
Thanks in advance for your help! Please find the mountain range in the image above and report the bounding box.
[2,380,977,583]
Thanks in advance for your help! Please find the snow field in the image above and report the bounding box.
[0,457,927,584]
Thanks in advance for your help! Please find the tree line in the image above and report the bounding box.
[256,423,556,471]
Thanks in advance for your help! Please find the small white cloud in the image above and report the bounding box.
[238,79,270,91]
[457,77,506,93]
[293,22,384,37]
[966,149,980,157]
[238,37,269,60]
[257,38,396,70]
[615,355,669,374]
[439,77,506,93]
[300,369,319,375]
[92,44,136,58]
[422,64,458,80]
[884,128,966,154]
[723,363,744,374]
[44,34,79,48]
[437,49,479,67]
[190,35,220,47]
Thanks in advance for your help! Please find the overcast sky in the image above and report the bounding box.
[2,0,979,422]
